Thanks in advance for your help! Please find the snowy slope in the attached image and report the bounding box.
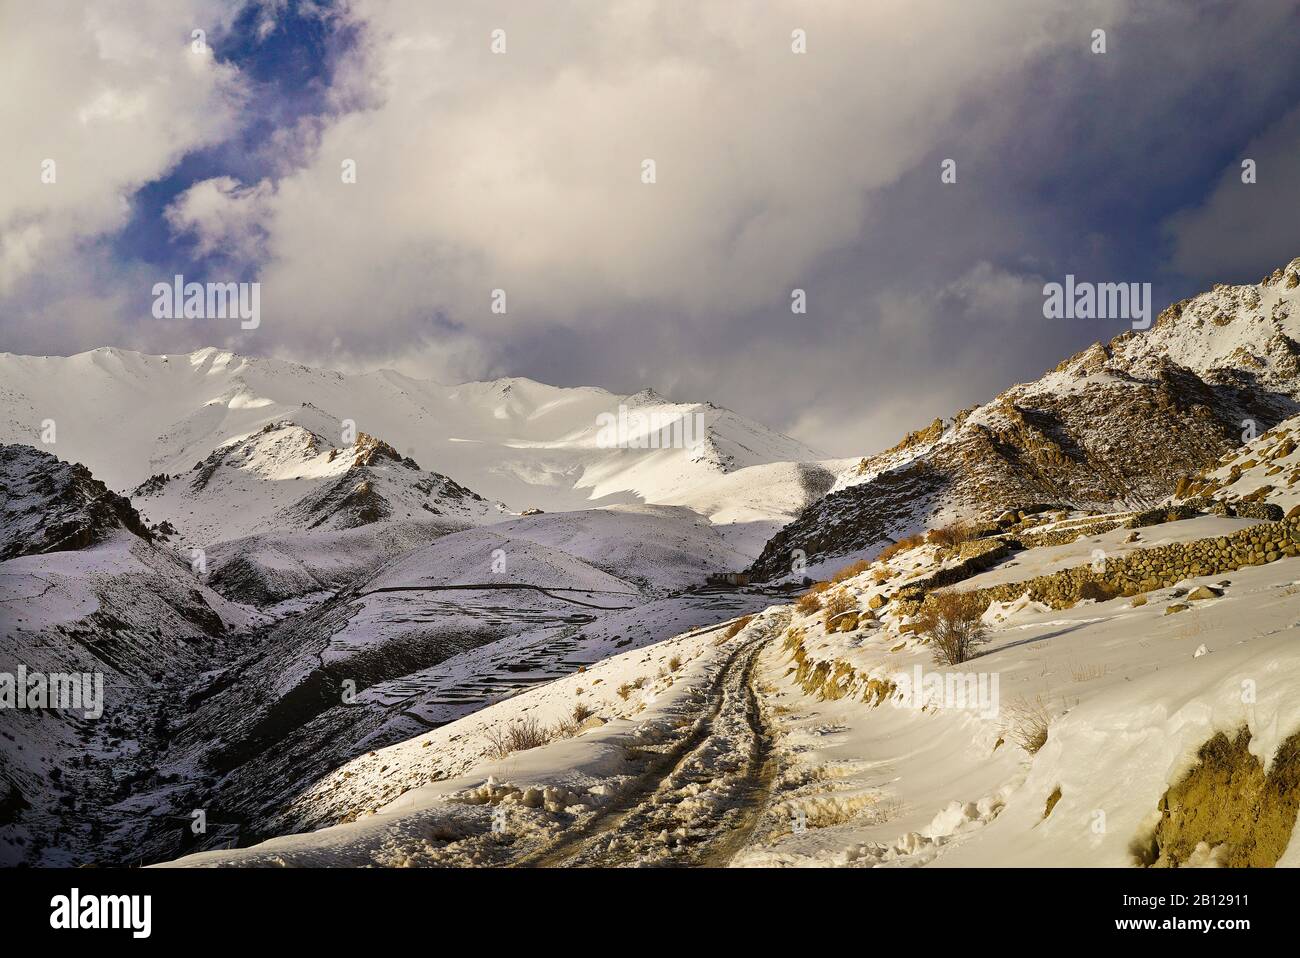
[110,512,784,862]
[1172,412,1300,517]
[158,502,1300,870]
[751,256,1300,578]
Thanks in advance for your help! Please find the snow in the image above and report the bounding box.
[156,507,1300,869]
[11,262,1300,869]
[733,533,1300,867]
[132,417,507,544]
[161,608,789,867]
[1181,412,1300,515]
[0,347,830,548]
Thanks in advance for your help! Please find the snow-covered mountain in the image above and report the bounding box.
[0,439,794,864]
[14,260,1300,870]
[131,415,507,546]
[0,446,263,863]
[0,444,153,560]
[161,466,1300,869]
[0,347,829,552]
[750,256,1300,579]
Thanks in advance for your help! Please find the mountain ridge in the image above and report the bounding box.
[0,346,827,546]
[749,256,1300,579]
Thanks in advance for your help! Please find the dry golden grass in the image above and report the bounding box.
[616,677,646,700]
[1134,727,1300,867]
[795,591,823,615]
[925,521,974,549]
[1003,696,1052,754]
[1068,661,1107,683]
[821,589,856,631]
[484,716,552,759]
[723,614,754,639]
[571,702,594,723]
[831,559,871,583]
[877,534,926,563]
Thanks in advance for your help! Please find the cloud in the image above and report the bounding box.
[5,0,1300,459]
[1166,103,1300,283]
[165,176,274,264]
[243,0,1126,357]
[0,0,249,296]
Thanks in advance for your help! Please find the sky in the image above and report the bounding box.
[3,0,1300,457]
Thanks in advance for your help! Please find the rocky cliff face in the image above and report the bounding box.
[0,444,153,560]
[750,257,1300,580]
[285,432,491,532]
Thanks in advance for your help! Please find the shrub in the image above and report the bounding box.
[667,655,682,671]
[1003,696,1051,754]
[877,534,926,564]
[571,702,594,724]
[616,677,645,700]
[916,590,988,665]
[831,559,871,583]
[926,521,973,549]
[822,589,856,631]
[795,591,823,615]
[484,716,552,759]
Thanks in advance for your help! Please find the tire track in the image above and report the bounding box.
[515,611,786,867]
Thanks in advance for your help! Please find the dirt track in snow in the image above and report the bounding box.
[516,612,786,867]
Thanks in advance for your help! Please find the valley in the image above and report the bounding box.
[4,256,1300,869]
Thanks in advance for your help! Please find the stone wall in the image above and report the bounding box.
[898,516,1300,616]
[893,539,1012,605]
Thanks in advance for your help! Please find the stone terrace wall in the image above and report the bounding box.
[897,516,1300,616]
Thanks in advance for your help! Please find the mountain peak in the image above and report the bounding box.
[751,253,1300,579]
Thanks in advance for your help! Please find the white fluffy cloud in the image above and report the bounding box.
[247,0,1126,355]
[0,0,248,295]
[165,175,274,263]
[5,0,1300,457]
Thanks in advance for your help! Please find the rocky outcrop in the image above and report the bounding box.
[749,461,944,580]
[0,444,153,560]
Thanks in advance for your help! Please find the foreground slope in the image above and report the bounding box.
[163,496,1300,868]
